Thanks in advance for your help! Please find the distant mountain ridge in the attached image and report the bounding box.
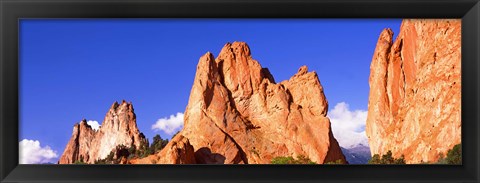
[341,144,371,164]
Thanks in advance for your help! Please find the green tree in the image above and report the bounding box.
[128,145,136,155]
[135,139,151,158]
[381,151,395,164]
[150,134,169,154]
[368,154,381,164]
[435,144,461,164]
[445,144,462,164]
[368,150,405,164]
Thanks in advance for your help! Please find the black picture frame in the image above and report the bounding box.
[1,0,479,182]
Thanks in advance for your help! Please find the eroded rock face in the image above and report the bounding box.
[129,135,196,164]
[366,19,461,163]
[58,101,147,164]
[181,42,346,164]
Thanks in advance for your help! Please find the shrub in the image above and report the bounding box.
[445,144,462,164]
[136,139,151,158]
[73,160,86,164]
[368,150,406,164]
[325,159,345,164]
[368,154,381,164]
[436,143,462,164]
[271,155,316,164]
[94,159,107,164]
[74,155,86,164]
[296,155,316,164]
[271,156,295,164]
[436,153,448,164]
[128,145,136,155]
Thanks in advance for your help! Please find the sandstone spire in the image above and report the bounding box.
[178,41,345,164]
[59,101,147,164]
[366,19,461,163]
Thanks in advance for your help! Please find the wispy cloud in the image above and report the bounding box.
[87,120,100,131]
[19,139,58,164]
[328,102,369,148]
[152,112,184,135]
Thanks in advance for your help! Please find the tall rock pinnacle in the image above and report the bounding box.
[366,19,461,163]
[58,101,147,164]
[178,42,345,164]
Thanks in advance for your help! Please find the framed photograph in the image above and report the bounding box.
[1,0,479,182]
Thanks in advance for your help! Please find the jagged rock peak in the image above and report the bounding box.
[197,52,218,73]
[379,28,394,43]
[294,65,309,76]
[78,119,95,131]
[110,101,119,109]
[181,41,346,164]
[109,100,133,110]
[218,41,252,60]
[59,100,146,164]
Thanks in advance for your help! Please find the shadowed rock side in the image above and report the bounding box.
[173,42,346,164]
[58,101,147,164]
[366,19,461,163]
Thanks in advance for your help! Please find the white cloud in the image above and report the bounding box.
[151,112,184,135]
[87,120,101,131]
[19,139,58,164]
[328,102,369,148]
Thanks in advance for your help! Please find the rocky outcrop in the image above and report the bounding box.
[366,19,461,163]
[129,135,196,164]
[180,42,346,164]
[58,101,147,164]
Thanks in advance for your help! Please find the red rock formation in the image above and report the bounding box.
[180,42,346,164]
[58,101,147,164]
[366,19,461,163]
[59,42,346,165]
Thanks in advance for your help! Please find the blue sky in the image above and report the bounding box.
[19,19,401,164]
